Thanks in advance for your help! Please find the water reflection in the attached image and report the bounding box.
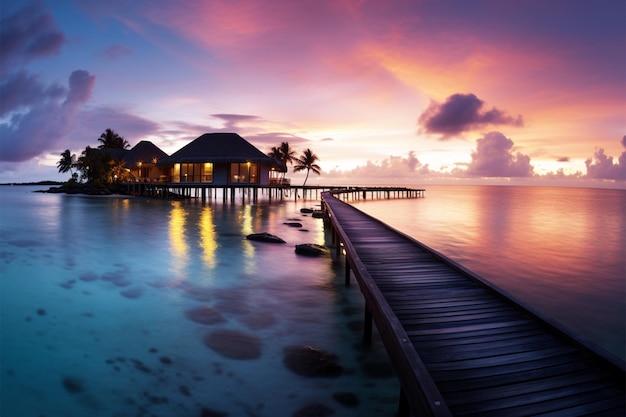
[355,185,625,361]
[198,206,218,270]
[168,201,189,281]
[239,204,256,273]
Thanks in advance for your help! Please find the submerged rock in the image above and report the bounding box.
[203,329,262,359]
[201,407,228,417]
[62,376,85,393]
[292,402,335,417]
[246,232,286,244]
[120,287,143,299]
[283,345,343,377]
[78,271,99,282]
[295,244,330,257]
[333,392,360,407]
[185,306,227,325]
[101,271,131,287]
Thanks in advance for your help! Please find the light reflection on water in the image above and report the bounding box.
[355,185,626,362]
[0,187,399,417]
[199,206,218,270]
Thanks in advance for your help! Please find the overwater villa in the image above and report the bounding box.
[125,140,169,182]
[157,133,287,185]
[114,133,287,185]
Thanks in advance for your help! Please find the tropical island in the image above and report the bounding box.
[45,129,321,196]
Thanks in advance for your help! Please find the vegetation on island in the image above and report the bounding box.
[51,132,323,193]
[53,128,130,194]
[267,142,321,186]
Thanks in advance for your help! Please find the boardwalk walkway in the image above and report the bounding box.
[321,191,625,417]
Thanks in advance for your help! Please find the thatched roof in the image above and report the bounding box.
[158,133,285,171]
[99,141,168,166]
[126,140,168,165]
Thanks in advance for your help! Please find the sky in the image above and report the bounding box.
[1,0,625,187]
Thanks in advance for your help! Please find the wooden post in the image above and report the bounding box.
[398,388,410,417]
[344,256,350,286]
[364,304,372,344]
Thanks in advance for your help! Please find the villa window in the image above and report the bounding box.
[203,163,213,182]
[230,162,258,183]
[172,162,213,183]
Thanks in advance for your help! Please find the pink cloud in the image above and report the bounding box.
[585,137,626,180]
[466,132,534,177]
[328,151,430,182]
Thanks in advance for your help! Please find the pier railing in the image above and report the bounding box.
[320,191,625,417]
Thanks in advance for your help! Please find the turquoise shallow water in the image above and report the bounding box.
[0,187,399,417]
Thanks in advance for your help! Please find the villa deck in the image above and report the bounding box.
[128,182,424,203]
[321,191,625,417]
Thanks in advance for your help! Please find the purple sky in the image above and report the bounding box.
[1,0,624,186]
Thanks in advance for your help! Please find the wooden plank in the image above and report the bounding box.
[321,192,625,417]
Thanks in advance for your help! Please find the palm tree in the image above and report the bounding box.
[268,142,297,183]
[279,142,297,167]
[267,146,282,160]
[57,149,76,176]
[76,146,111,185]
[293,148,321,186]
[97,128,129,149]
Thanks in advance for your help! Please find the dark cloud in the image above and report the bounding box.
[465,131,534,177]
[65,70,96,107]
[418,93,523,139]
[0,70,64,116]
[0,70,95,162]
[585,137,626,180]
[71,106,162,147]
[557,156,570,162]
[0,2,65,76]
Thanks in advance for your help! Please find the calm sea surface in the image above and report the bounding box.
[0,186,399,417]
[1,185,624,417]
[353,185,625,363]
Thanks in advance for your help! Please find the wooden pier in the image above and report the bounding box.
[124,182,424,203]
[321,191,625,417]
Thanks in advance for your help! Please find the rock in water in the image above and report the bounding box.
[295,243,329,257]
[203,329,262,359]
[283,222,303,228]
[246,232,286,243]
[283,345,343,377]
[61,376,84,393]
[185,306,226,325]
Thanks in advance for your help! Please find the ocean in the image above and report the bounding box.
[352,184,625,364]
[0,186,399,417]
[1,184,624,416]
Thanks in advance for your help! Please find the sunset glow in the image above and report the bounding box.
[1,0,624,186]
